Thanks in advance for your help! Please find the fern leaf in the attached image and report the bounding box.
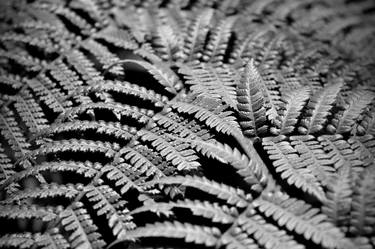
[254,192,353,249]
[262,136,325,201]
[202,16,237,65]
[290,135,334,186]
[60,202,106,249]
[178,63,238,109]
[138,129,201,171]
[4,183,80,204]
[299,83,342,134]
[82,80,168,107]
[143,175,250,207]
[93,26,138,50]
[130,199,236,224]
[182,8,213,62]
[101,164,143,193]
[152,24,183,61]
[114,146,165,179]
[279,87,310,134]
[124,221,220,247]
[37,120,135,142]
[152,112,212,141]
[318,135,363,170]
[350,165,375,236]
[0,110,30,160]
[328,88,374,134]
[33,139,119,159]
[26,77,69,114]
[349,135,375,167]
[171,97,242,137]
[0,146,15,184]
[84,185,134,238]
[118,59,180,95]
[56,102,151,124]
[81,39,124,75]
[0,204,57,222]
[322,165,352,231]
[0,233,37,249]
[180,138,266,192]
[239,211,305,249]
[10,161,99,184]
[236,59,268,136]
[13,95,48,134]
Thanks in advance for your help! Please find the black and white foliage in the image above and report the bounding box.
[0,0,374,249]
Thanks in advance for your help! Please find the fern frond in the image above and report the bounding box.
[279,87,310,134]
[238,211,305,249]
[33,139,119,159]
[0,33,59,54]
[318,135,363,170]
[56,102,152,124]
[31,228,70,249]
[350,165,375,236]
[202,16,237,65]
[64,50,103,86]
[178,63,238,109]
[299,83,342,134]
[0,74,23,92]
[101,164,143,193]
[328,88,374,134]
[152,24,183,61]
[26,77,69,114]
[114,146,165,180]
[3,183,80,204]
[180,138,266,192]
[37,120,135,142]
[322,165,352,231]
[84,184,134,238]
[152,112,212,141]
[254,192,353,249]
[11,161,99,184]
[81,39,124,75]
[0,49,44,73]
[130,199,236,223]
[115,59,180,95]
[50,5,94,36]
[0,110,30,160]
[290,135,335,186]
[349,135,375,167]
[123,221,220,247]
[0,204,57,221]
[13,95,48,134]
[262,136,325,201]
[60,202,106,249]
[0,233,37,249]
[94,26,138,50]
[236,59,268,137]
[49,61,84,95]
[143,175,250,207]
[171,97,242,137]
[138,129,201,171]
[0,146,15,184]
[182,8,213,62]
[82,80,168,107]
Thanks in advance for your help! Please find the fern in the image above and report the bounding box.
[254,192,354,249]
[236,60,268,137]
[178,62,238,109]
[0,1,374,249]
[299,83,342,134]
[263,136,326,201]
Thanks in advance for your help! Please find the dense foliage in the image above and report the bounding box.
[0,0,374,248]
